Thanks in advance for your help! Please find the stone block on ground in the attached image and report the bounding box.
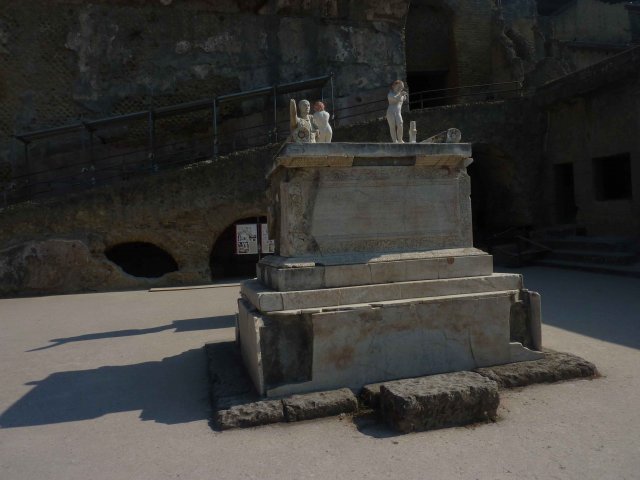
[474,349,598,388]
[379,371,499,433]
[283,388,358,422]
[214,397,285,430]
[206,342,360,430]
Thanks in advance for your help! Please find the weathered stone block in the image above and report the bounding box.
[379,371,499,433]
[214,398,285,430]
[270,144,473,258]
[282,388,358,422]
[474,349,598,388]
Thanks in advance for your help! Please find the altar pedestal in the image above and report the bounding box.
[236,143,543,398]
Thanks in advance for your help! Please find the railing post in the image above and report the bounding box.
[272,86,278,143]
[148,109,156,172]
[23,140,30,200]
[212,98,218,159]
[330,72,336,127]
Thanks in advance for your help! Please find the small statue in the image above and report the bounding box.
[313,101,332,143]
[289,99,316,144]
[386,80,407,143]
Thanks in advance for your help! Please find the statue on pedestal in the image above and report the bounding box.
[386,80,407,143]
[289,99,316,144]
[313,101,332,143]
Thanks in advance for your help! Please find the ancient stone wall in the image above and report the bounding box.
[0,143,276,296]
[0,0,408,147]
[539,49,640,235]
[0,96,548,296]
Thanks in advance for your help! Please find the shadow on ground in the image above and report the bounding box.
[28,315,236,352]
[498,267,640,350]
[0,347,210,428]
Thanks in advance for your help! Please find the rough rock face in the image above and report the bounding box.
[0,238,130,295]
[0,0,409,148]
[379,371,500,433]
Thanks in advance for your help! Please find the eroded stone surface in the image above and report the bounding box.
[282,388,358,422]
[379,371,499,433]
[207,342,360,430]
[474,349,598,388]
[268,145,474,258]
[214,398,285,430]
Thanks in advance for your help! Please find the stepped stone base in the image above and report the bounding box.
[235,143,544,400]
[237,285,543,398]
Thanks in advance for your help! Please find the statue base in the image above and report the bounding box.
[236,143,543,397]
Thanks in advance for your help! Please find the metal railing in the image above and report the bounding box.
[2,78,521,207]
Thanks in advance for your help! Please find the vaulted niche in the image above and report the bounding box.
[404,0,456,108]
[105,242,178,278]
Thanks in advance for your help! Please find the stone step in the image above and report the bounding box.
[242,273,523,313]
[539,235,638,253]
[257,248,494,292]
[534,258,640,278]
[547,249,638,265]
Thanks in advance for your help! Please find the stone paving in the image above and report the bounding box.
[0,267,639,480]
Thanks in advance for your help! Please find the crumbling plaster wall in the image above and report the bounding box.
[0,0,408,148]
[550,0,631,45]
[0,143,276,296]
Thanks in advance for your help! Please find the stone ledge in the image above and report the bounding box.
[473,349,598,388]
[242,273,523,313]
[379,371,500,433]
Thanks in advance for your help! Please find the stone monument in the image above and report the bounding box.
[236,142,543,398]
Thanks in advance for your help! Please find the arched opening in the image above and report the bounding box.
[210,216,269,280]
[404,0,457,109]
[468,143,518,248]
[105,242,179,278]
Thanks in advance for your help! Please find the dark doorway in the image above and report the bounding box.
[105,242,179,278]
[406,71,450,109]
[210,216,268,280]
[468,144,518,247]
[593,153,632,201]
[404,0,456,109]
[554,163,577,223]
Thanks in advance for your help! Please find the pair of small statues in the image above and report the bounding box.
[289,99,333,144]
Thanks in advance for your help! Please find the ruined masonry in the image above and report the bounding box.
[237,142,543,398]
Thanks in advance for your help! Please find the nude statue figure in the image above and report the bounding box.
[386,80,407,143]
[312,101,332,143]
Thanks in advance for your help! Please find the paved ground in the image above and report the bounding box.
[0,267,639,480]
